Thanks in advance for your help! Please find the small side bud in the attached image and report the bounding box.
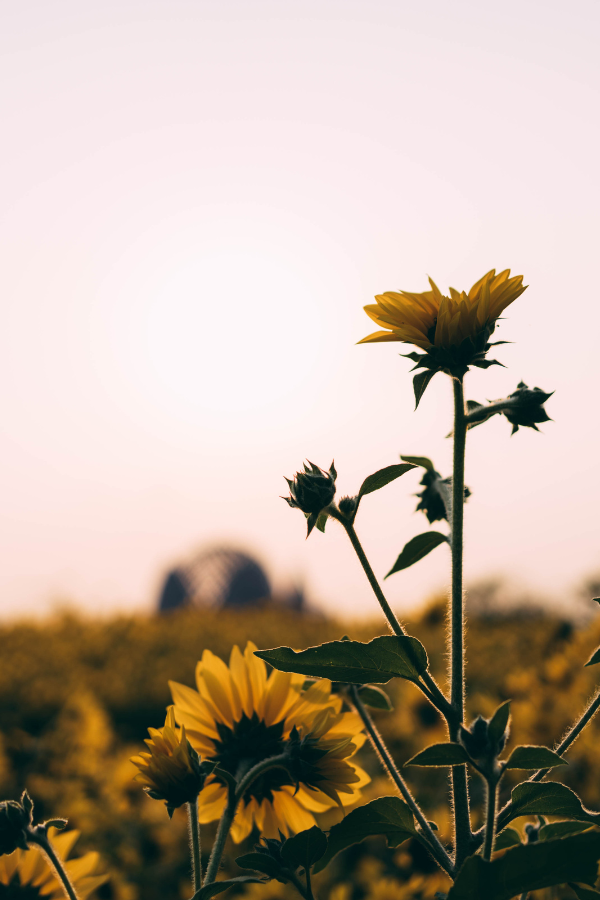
[503,381,553,434]
[416,469,470,523]
[283,461,337,536]
[0,797,32,856]
[337,495,358,521]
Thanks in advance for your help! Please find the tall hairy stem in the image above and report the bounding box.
[450,377,472,866]
[29,832,80,900]
[188,797,202,894]
[350,686,455,877]
[482,776,498,862]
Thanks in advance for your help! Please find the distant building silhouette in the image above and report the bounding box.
[158,546,272,613]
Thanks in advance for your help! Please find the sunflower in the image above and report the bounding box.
[169,642,370,842]
[359,269,526,351]
[0,828,108,899]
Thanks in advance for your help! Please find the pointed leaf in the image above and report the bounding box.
[508,782,600,825]
[494,828,522,851]
[405,742,469,767]
[568,884,600,898]
[235,854,288,883]
[400,455,434,471]
[281,826,327,870]
[356,685,393,711]
[313,797,416,874]
[447,831,600,900]
[585,647,600,667]
[505,746,568,770]
[540,822,593,841]
[357,464,416,500]
[413,369,437,409]
[44,818,68,831]
[385,532,448,578]
[488,701,511,747]
[193,876,266,900]
[255,636,428,685]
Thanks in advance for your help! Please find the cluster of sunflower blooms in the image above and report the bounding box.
[4,267,600,900]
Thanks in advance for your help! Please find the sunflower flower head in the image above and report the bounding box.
[169,642,369,842]
[284,461,337,537]
[130,707,214,818]
[0,827,108,900]
[359,269,527,404]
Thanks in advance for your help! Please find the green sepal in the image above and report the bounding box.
[255,635,428,685]
[385,532,448,578]
[313,797,416,874]
[487,700,511,748]
[235,853,289,883]
[504,745,567,770]
[281,826,327,871]
[405,742,469,767]
[192,876,267,899]
[508,782,600,825]
[447,830,600,900]
[585,647,600,667]
[43,818,68,831]
[356,684,393,711]
[413,369,437,409]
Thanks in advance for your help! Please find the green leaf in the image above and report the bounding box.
[356,684,393,711]
[385,532,448,578]
[405,742,469,767]
[313,797,416,874]
[447,831,600,900]
[255,636,428,685]
[494,827,522,851]
[400,455,435,471]
[504,746,568,770]
[413,369,437,409]
[585,647,600,667]
[568,884,600,898]
[44,818,68,831]
[235,854,288,883]
[540,822,593,841]
[488,700,511,747]
[281,826,327,871]
[193,876,266,900]
[508,782,600,826]
[357,464,416,500]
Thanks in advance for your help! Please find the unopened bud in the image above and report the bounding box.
[503,382,553,435]
[283,461,337,537]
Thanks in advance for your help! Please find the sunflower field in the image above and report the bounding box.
[1,600,600,900]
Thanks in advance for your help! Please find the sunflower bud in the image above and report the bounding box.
[0,794,33,856]
[130,707,214,818]
[459,714,507,765]
[502,381,553,435]
[283,461,337,537]
[415,469,471,523]
[337,495,358,520]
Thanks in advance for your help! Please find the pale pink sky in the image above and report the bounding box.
[1,0,599,619]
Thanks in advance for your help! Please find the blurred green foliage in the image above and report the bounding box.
[1,602,600,900]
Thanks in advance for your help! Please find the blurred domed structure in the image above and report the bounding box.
[158,546,272,613]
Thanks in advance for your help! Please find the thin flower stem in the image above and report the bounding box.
[203,756,291,885]
[482,777,498,862]
[188,798,202,894]
[332,513,453,721]
[29,831,80,900]
[491,684,600,837]
[450,377,472,867]
[349,686,455,877]
[287,870,309,900]
[304,863,315,900]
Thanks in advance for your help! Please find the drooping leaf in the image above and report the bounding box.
[488,700,511,747]
[235,853,288,883]
[413,369,437,409]
[493,828,522,851]
[508,782,600,825]
[255,636,428,685]
[447,831,600,900]
[356,684,393,711]
[540,822,593,841]
[193,876,266,900]
[585,647,600,667]
[405,742,469,767]
[504,746,568,770]
[385,532,448,578]
[281,826,327,871]
[400,455,435,471]
[357,464,416,500]
[568,884,600,898]
[313,797,416,874]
